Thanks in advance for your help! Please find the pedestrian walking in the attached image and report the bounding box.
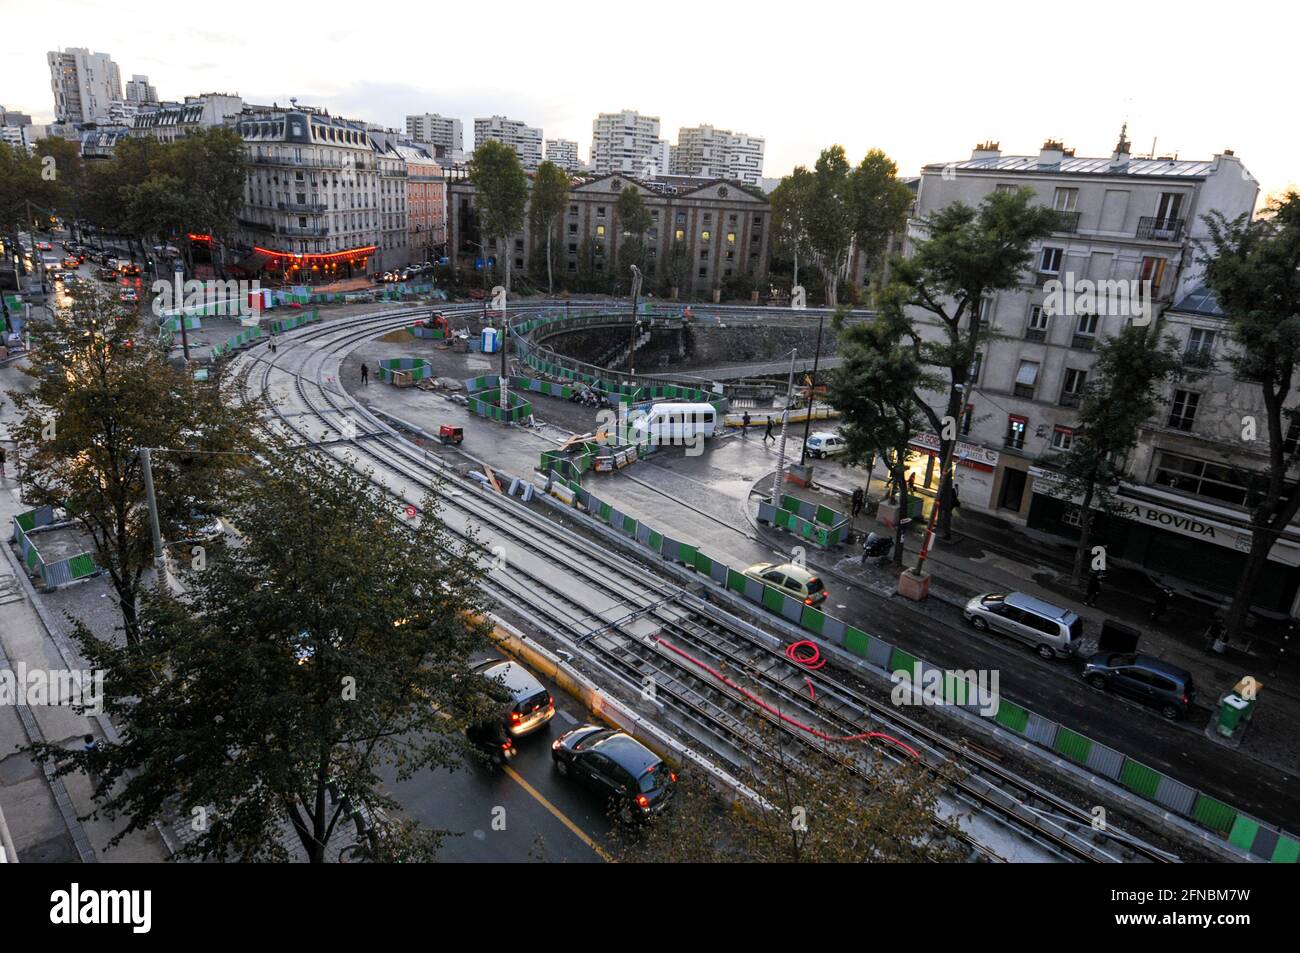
[82,734,102,790]
[1084,569,1103,607]
[360,363,369,386]
[851,486,864,518]
[741,411,751,436]
[764,416,774,444]
[906,472,917,496]
[1204,616,1226,654]
[0,444,7,481]
[1149,585,1171,623]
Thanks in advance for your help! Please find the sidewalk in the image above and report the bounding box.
[0,362,170,863]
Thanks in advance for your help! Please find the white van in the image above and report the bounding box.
[631,402,717,446]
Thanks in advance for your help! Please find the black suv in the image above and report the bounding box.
[552,725,676,818]
[1081,653,1195,720]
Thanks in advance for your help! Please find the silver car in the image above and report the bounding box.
[473,659,556,737]
[963,591,1081,659]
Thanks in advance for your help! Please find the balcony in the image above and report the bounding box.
[1024,328,1047,343]
[1051,210,1081,233]
[280,224,331,237]
[1013,384,1036,399]
[248,155,344,170]
[278,200,328,213]
[1137,216,1184,241]
[1071,333,1096,351]
[1059,392,1082,408]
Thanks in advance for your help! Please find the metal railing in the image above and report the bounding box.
[1051,210,1081,233]
[1137,216,1184,241]
[278,200,329,213]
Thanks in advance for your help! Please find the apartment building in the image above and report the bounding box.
[406,113,463,158]
[672,125,766,186]
[48,48,122,124]
[448,172,769,297]
[474,115,543,170]
[125,74,158,104]
[590,110,663,178]
[232,106,385,282]
[544,138,580,171]
[404,145,447,264]
[897,132,1287,609]
[369,130,413,271]
[130,93,243,143]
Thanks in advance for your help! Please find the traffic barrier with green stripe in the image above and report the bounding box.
[544,481,1299,860]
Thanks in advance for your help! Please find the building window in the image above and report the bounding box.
[1005,415,1027,451]
[1152,451,1253,507]
[1026,304,1049,341]
[596,206,606,218]
[1140,256,1168,294]
[969,351,983,384]
[699,250,709,261]
[1074,312,1099,346]
[1061,368,1087,406]
[674,229,685,241]
[1013,360,1039,398]
[977,297,993,328]
[569,205,578,215]
[701,230,711,242]
[726,232,736,244]
[1039,247,1063,274]
[995,183,1017,194]
[1187,327,1216,360]
[698,267,708,278]
[1168,390,1200,431]
[596,224,606,237]
[1052,187,1079,212]
[1051,426,1075,452]
[568,223,577,234]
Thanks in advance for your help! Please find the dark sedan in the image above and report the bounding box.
[1081,653,1195,720]
[552,725,676,819]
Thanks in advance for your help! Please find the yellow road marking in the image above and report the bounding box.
[503,765,613,863]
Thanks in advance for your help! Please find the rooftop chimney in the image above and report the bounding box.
[971,140,1000,161]
[1110,122,1132,169]
[1039,139,1065,167]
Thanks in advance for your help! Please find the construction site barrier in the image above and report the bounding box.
[376,357,436,384]
[757,493,852,548]
[11,506,99,590]
[546,480,1300,863]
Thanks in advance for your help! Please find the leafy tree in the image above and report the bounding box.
[1200,192,1300,642]
[33,137,85,238]
[528,160,570,293]
[769,165,815,291]
[468,140,529,292]
[1048,324,1182,583]
[612,724,965,862]
[26,450,503,862]
[615,184,652,283]
[829,298,934,566]
[893,188,1057,538]
[164,127,247,275]
[847,149,914,302]
[804,146,855,306]
[6,284,256,643]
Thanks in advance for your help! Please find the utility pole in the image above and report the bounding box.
[629,264,643,378]
[770,348,797,502]
[140,447,164,562]
[798,311,825,465]
[174,261,190,363]
[498,294,510,422]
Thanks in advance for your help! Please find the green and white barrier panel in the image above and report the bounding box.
[376,357,436,383]
[547,483,1299,862]
[11,506,100,589]
[757,494,852,548]
[466,388,533,423]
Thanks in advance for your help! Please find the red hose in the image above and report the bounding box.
[656,636,920,759]
[785,639,826,670]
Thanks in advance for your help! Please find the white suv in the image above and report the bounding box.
[805,432,847,459]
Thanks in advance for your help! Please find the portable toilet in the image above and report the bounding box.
[481,326,500,353]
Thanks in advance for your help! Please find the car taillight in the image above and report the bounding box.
[547,698,554,709]
[502,741,513,751]
[636,794,650,809]
[804,596,813,605]
[510,711,522,724]
[669,772,677,783]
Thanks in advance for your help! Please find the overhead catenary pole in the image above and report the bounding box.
[798,311,825,465]
[771,347,798,502]
[628,264,643,378]
[498,293,509,422]
[140,447,164,562]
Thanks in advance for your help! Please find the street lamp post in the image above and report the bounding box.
[798,311,825,466]
[629,264,643,379]
[770,347,798,502]
[175,262,190,363]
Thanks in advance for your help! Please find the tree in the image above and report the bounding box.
[612,722,966,862]
[529,160,570,293]
[804,147,855,306]
[847,149,914,302]
[26,450,504,862]
[615,184,652,284]
[164,127,247,275]
[769,166,815,291]
[34,137,85,239]
[1049,324,1182,584]
[1200,192,1300,642]
[829,298,934,566]
[893,188,1057,539]
[6,284,256,643]
[468,141,529,292]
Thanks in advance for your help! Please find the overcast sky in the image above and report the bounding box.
[4,0,1294,201]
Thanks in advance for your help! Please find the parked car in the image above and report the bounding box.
[963,591,1081,659]
[471,658,555,737]
[551,725,676,818]
[804,431,848,459]
[743,561,828,606]
[1081,653,1195,720]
